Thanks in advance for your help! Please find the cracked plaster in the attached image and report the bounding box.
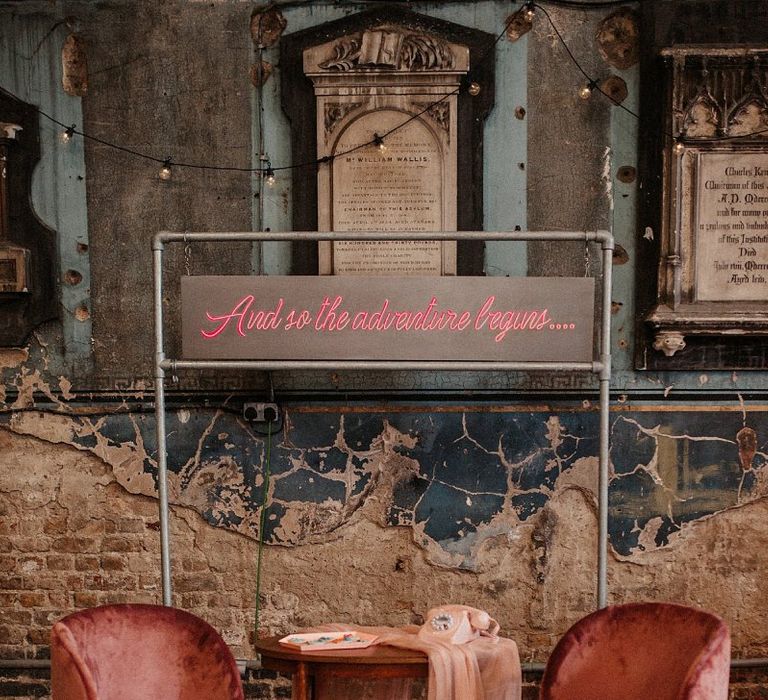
[1,398,766,568]
[2,358,768,657]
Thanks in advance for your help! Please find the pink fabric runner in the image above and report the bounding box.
[296,624,522,700]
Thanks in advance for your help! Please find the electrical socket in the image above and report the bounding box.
[243,402,279,424]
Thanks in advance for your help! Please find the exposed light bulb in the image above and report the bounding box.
[523,2,535,21]
[579,83,594,100]
[373,133,386,152]
[158,158,173,181]
[60,125,76,144]
[265,167,276,186]
[468,82,481,96]
[673,139,685,155]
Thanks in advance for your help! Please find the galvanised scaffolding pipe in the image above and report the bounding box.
[598,235,614,609]
[152,240,173,607]
[153,230,613,610]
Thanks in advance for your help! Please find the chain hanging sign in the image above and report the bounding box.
[182,276,594,362]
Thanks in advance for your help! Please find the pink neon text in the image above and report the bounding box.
[201,295,284,338]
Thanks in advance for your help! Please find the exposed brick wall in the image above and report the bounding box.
[0,669,49,700]
[730,670,768,700]
[4,424,768,675]
[0,431,259,661]
[0,479,160,660]
[0,668,295,700]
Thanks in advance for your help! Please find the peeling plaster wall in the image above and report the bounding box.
[3,396,768,663]
[1,1,768,692]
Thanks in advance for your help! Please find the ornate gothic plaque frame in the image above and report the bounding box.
[0,90,58,346]
[280,8,495,276]
[305,27,467,276]
[643,47,768,367]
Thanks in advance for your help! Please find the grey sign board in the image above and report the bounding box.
[181,276,595,362]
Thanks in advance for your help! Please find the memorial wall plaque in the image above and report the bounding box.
[694,151,768,302]
[303,26,469,275]
[643,47,768,367]
[330,111,443,275]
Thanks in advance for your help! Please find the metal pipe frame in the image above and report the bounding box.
[156,230,609,243]
[163,360,600,372]
[153,242,173,606]
[153,230,613,610]
[598,238,614,609]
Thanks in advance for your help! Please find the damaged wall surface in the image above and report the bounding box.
[6,398,768,563]
[2,1,768,696]
[3,400,768,663]
[3,386,768,660]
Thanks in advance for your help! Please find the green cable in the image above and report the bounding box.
[254,419,273,639]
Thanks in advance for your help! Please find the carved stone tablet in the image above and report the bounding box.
[643,47,768,367]
[695,151,768,301]
[303,26,469,275]
[331,110,443,275]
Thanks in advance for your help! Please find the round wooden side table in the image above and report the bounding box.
[254,634,429,700]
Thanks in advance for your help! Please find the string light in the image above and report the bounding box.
[60,124,76,144]
[579,80,597,100]
[468,82,482,96]
[523,2,535,21]
[264,165,276,186]
[158,157,173,181]
[673,138,685,155]
[10,4,768,179]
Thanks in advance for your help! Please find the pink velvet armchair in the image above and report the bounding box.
[540,602,730,700]
[51,604,244,700]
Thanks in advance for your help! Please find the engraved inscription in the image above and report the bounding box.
[331,110,442,275]
[695,151,768,301]
[305,23,467,276]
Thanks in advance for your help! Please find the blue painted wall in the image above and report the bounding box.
[0,9,92,365]
[2,402,762,567]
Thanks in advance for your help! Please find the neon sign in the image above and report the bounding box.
[181,276,594,362]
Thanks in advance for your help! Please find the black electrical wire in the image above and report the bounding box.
[31,104,172,165]
[277,0,521,170]
[534,2,768,147]
[7,0,768,174]
[369,2,519,150]
[538,0,648,8]
[533,2,641,120]
[1,0,523,176]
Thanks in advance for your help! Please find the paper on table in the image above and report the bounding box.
[279,631,379,652]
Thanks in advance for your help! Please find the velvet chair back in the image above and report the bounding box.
[540,602,730,700]
[51,603,244,700]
